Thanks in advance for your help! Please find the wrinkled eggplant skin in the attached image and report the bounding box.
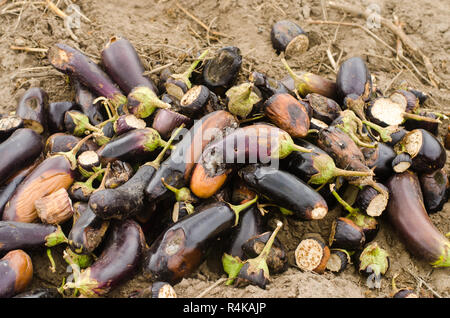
[16,87,49,134]
[336,56,372,103]
[0,161,39,218]
[101,36,158,95]
[87,219,146,295]
[0,221,57,255]
[73,80,104,125]
[145,110,238,205]
[13,288,61,298]
[68,205,109,254]
[202,47,242,96]
[44,133,93,155]
[0,128,43,187]
[239,165,328,220]
[306,93,342,124]
[143,202,237,285]
[385,171,450,264]
[48,101,77,133]
[89,165,157,220]
[362,143,396,180]
[226,206,265,260]
[409,129,446,174]
[419,170,449,214]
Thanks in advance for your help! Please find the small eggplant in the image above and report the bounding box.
[64,219,146,296]
[329,217,365,250]
[2,135,90,223]
[263,93,310,138]
[69,168,105,202]
[16,87,48,134]
[97,128,168,162]
[113,114,146,136]
[355,242,389,289]
[385,171,450,267]
[48,101,77,133]
[242,229,288,274]
[179,85,211,117]
[294,234,330,274]
[142,197,258,285]
[101,36,158,95]
[104,160,134,189]
[271,20,308,55]
[0,221,67,255]
[281,58,338,100]
[391,152,412,173]
[68,204,110,255]
[393,129,446,174]
[0,250,33,298]
[0,116,24,142]
[202,47,242,96]
[144,110,238,205]
[89,126,183,220]
[249,71,292,101]
[13,288,61,298]
[0,128,43,187]
[326,249,351,273]
[48,43,127,109]
[236,220,283,289]
[239,164,328,220]
[35,188,74,225]
[44,133,94,156]
[354,183,389,217]
[73,79,104,125]
[419,169,449,214]
[361,143,396,180]
[151,108,193,140]
[305,93,342,124]
[164,50,209,100]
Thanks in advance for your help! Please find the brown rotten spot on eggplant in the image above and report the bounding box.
[263,93,310,138]
[0,128,43,187]
[271,20,308,55]
[393,128,446,174]
[236,220,283,289]
[305,93,342,125]
[202,47,242,96]
[385,171,450,267]
[295,233,330,274]
[189,162,231,199]
[281,58,338,100]
[419,169,449,214]
[103,160,134,189]
[101,36,158,95]
[16,87,49,134]
[35,188,74,225]
[0,250,33,298]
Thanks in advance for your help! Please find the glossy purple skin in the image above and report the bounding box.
[0,258,17,298]
[0,128,43,186]
[336,56,372,103]
[88,219,146,295]
[152,109,193,140]
[48,101,77,133]
[101,36,158,95]
[48,43,123,101]
[0,221,57,255]
[73,79,104,125]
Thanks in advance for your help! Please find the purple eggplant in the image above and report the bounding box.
[362,143,396,180]
[143,197,258,285]
[73,79,105,125]
[16,87,48,134]
[151,108,193,140]
[48,43,127,109]
[101,36,158,95]
[271,20,308,53]
[113,114,146,136]
[47,101,77,133]
[64,219,146,296]
[44,133,96,156]
[0,128,43,186]
[249,71,292,100]
[0,116,24,142]
[419,169,449,214]
[0,250,33,298]
[0,221,67,255]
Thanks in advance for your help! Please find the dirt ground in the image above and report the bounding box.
[0,0,449,298]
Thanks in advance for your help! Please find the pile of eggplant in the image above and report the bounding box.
[0,27,449,298]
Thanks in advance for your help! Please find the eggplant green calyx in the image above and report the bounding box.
[56,134,94,170]
[128,86,171,119]
[226,83,261,119]
[430,242,450,268]
[274,131,312,159]
[329,183,361,215]
[63,248,93,270]
[162,178,195,203]
[67,111,102,136]
[45,225,69,247]
[362,120,399,143]
[142,128,167,153]
[228,195,259,227]
[222,253,244,285]
[335,110,376,148]
[359,242,389,277]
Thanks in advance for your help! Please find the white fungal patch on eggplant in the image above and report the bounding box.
[369,98,405,126]
[124,115,146,129]
[311,206,328,220]
[294,238,323,271]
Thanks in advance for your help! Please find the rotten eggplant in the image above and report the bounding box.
[0,250,33,298]
[0,116,24,142]
[294,233,330,274]
[16,87,48,134]
[48,101,77,133]
[419,169,449,214]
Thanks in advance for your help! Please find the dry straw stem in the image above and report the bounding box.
[327,1,441,88]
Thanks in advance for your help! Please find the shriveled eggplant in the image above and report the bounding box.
[225,82,262,119]
[305,93,342,124]
[16,87,48,134]
[0,250,33,298]
[104,160,134,189]
[419,169,449,214]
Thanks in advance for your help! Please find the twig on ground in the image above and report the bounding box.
[196,277,227,298]
[383,69,403,95]
[405,268,442,298]
[143,62,174,75]
[10,45,48,53]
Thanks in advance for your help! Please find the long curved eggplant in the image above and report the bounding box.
[101,36,158,95]
[0,250,33,298]
[385,171,450,267]
[16,87,48,134]
[0,128,43,187]
[0,221,67,255]
[239,164,328,220]
[144,110,238,205]
[143,197,257,285]
[48,43,127,109]
[64,219,146,296]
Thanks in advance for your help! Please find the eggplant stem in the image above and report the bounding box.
[329,183,360,215]
[45,225,69,247]
[173,49,209,88]
[333,167,374,178]
[58,134,94,170]
[291,144,313,153]
[161,177,194,203]
[348,131,377,148]
[402,112,442,123]
[145,124,185,169]
[257,220,283,261]
[229,195,258,226]
[238,114,265,124]
[47,248,56,273]
[96,162,111,192]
